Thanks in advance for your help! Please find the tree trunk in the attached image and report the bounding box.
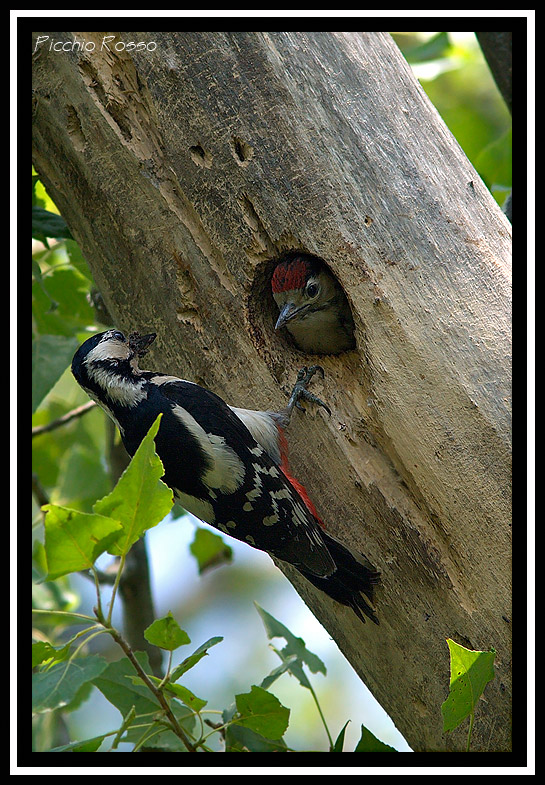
[32,31,512,752]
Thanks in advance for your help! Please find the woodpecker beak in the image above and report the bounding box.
[275,303,306,331]
[128,332,156,357]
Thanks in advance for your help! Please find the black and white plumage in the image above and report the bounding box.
[71,329,379,623]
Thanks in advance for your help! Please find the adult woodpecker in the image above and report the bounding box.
[71,329,379,624]
[271,253,356,354]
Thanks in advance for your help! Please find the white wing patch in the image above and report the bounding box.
[174,489,215,524]
[171,404,245,493]
[230,407,282,465]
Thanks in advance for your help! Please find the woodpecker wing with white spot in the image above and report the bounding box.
[71,331,379,623]
[149,375,337,578]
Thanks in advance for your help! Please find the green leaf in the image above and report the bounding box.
[55,443,111,513]
[189,527,232,573]
[260,655,299,691]
[48,735,107,752]
[92,652,162,716]
[441,639,496,732]
[32,641,57,668]
[255,604,326,674]
[65,239,93,280]
[474,127,512,192]
[223,701,289,751]
[93,653,195,750]
[32,206,73,241]
[42,504,122,580]
[332,720,350,752]
[404,31,451,63]
[32,172,61,214]
[163,683,207,712]
[32,655,108,713]
[128,671,208,713]
[170,636,223,682]
[32,256,94,337]
[32,334,79,412]
[354,724,397,752]
[93,415,173,556]
[254,603,326,689]
[235,685,290,739]
[144,612,191,651]
[224,722,288,752]
[32,640,71,668]
[32,173,44,207]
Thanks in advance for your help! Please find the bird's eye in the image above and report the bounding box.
[112,331,125,341]
[306,282,319,298]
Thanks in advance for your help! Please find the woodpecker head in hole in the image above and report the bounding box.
[271,253,356,355]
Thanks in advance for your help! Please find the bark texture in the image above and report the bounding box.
[32,31,512,751]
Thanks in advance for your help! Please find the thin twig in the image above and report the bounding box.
[32,473,50,508]
[32,401,97,438]
[101,619,197,753]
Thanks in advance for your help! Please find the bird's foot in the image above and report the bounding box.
[286,366,331,418]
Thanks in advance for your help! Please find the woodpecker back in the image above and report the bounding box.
[71,329,379,623]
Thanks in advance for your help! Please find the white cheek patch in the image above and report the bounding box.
[86,338,129,363]
[83,337,147,407]
[85,363,147,407]
[171,405,245,494]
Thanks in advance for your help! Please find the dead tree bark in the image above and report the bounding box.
[32,31,512,752]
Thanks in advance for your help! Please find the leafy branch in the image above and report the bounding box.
[32,415,397,752]
[33,393,496,753]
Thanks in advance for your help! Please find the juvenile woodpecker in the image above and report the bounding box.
[271,253,356,354]
[71,329,379,623]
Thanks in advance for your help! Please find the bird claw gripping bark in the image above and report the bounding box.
[286,365,332,417]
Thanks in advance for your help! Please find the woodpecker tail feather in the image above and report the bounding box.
[302,531,380,625]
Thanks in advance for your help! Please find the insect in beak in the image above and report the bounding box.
[128,332,156,357]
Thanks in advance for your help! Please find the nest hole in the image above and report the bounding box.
[189,144,212,168]
[232,136,254,165]
[247,250,356,360]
